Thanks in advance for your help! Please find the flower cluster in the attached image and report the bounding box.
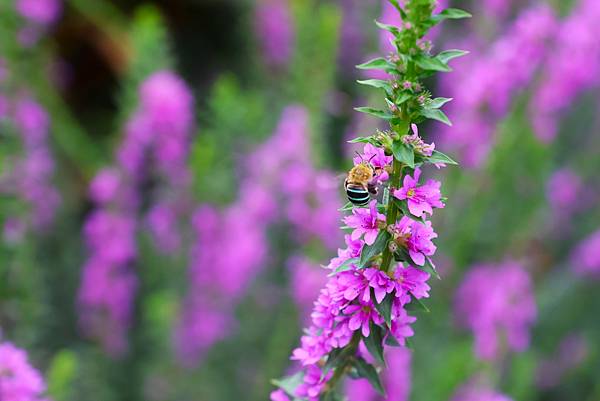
[14,0,62,46]
[571,230,600,279]
[272,1,468,399]
[530,0,600,142]
[0,95,60,240]
[254,0,294,69]
[454,261,537,360]
[438,4,556,167]
[176,105,342,365]
[79,70,194,355]
[450,383,513,401]
[0,342,50,401]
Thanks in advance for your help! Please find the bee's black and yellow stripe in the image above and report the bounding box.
[346,184,370,206]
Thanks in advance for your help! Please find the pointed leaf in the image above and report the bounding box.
[348,136,375,144]
[396,92,413,105]
[375,20,400,36]
[359,231,390,268]
[420,108,452,126]
[427,150,458,165]
[271,371,304,396]
[385,334,401,347]
[414,54,451,72]
[355,107,393,120]
[356,57,395,71]
[404,297,430,313]
[426,97,453,109]
[431,8,472,23]
[392,141,415,168]
[329,257,360,276]
[373,292,393,327]
[353,357,386,396]
[357,79,392,92]
[437,49,469,64]
[363,322,386,365]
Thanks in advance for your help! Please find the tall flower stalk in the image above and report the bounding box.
[271,1,469,400]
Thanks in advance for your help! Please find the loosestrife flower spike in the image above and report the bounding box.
[271,1,469,399]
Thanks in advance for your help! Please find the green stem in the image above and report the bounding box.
[380,158,404,273]
[323,333,361,394]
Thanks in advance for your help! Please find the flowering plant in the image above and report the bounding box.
[271,1,469,399]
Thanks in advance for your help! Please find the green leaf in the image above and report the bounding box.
[363,322,386,365]
[426,97,453,109]
[420,108,452,126]
[396,92,413,105]
[322,391,348,401]
[385,335,401,347]
[404,297,430,313]
[353,357,386,396]
[347,136,374,144]
[358,231,390,268]
[413,54,451,72]
[373,292,393,327]
[355,107,393,120]
[392,141,415,168]
[272,371,304,396]
[329,257,360,276]
[339,202,354,211]
[47,350,78,401]
[427,150,458,165]
[357,79,392,92]
[436,49,469,64]
[356,57,394,71]
[431,8,472,23]
[375,20,400,36]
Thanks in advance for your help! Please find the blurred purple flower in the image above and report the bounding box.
[450,382,513,401]
[88,168,121,205]
[289,257,328,320]
[0,342,49,401]
[531,0,600,142]
[16,0,62,26]
[255,0,294,68]
[546,168,582,213]
[455,261,537,360]
[571,230,600,278]
[439,5,556,167]
[536,333,588,389]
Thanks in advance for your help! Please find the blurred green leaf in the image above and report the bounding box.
[353,357,385,396]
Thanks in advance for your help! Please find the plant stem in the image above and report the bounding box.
[380,158,404,273]
[323,333,361,394]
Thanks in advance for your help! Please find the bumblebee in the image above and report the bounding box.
[344,162,377,206]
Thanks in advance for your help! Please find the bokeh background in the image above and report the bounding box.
[1,0,599,400]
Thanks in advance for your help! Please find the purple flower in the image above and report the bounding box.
[363,268,395,303]
[16,0,62,26]
[394,217,437,266]
[328,234,364,270]
[402,124,435,157]
[89,168,121,205]
[295,364,332,401]
[450,382,513,401]
[455,261,537,360]
[571,230,600,278]
[392,264,431,300]
[345,303,383,337]
[270,389,291,401]
[546,168,582,212]
[353,143,393,182]
[393,167,444,217]
[344,200,386,245]
[0,342,48,401]
[254,0,294,68]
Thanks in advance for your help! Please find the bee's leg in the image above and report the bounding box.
[367,182,378,195]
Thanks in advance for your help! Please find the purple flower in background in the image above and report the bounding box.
[394,217,437,266]
[255,0,294,68]
[270,389,291,401]
[393,167,444,217]
[571,230,600,278]
[88,168,121,205]
[16,0,62,26]
[455,261,537,360]
[536,333,588,389]
[531,0,600,142]
[0,342,49,401]
[450,382,513,401]
[546,168,582,213]
[289,256,328,319]
[439,5,556,166]
[344,200,386,245]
